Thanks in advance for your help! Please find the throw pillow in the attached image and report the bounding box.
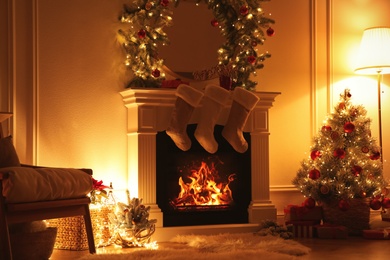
[0,136,21,168]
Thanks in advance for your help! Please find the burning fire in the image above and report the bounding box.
[171,160,236,207]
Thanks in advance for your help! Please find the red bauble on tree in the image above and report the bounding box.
[321,125,332,132]
[266,27,275,36]
[247,55,256,64]
[310,150,321,160]
[351,165,362,177]
[138,29,146,39]
[344,122,355,133]
[309,169,320,180]
[152,69,161,78]
[160,0,169,7]
[382,197,390,208]
[240,5,249,16]
[211,18,219,27]
[333,148,346,159]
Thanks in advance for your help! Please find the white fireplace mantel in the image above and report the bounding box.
[120,87,280,236]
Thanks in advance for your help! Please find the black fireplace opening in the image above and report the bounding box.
[156,124,252,227]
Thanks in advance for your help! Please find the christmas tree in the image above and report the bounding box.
[293,89,387,210]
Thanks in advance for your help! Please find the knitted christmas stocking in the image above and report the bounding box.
[194,85,230,154]
[166,84,204,151]
[222,87,259,153]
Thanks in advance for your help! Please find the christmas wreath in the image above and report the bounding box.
[118,0,275,90]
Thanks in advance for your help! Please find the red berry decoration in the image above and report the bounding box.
[138,29,146,39]
[370,198,382,210]
[152,69,160,78]
[309,169,320,180]
[343,122,355,133]
[304,197,316,209]
[247,55,256,64]
[266,27,275,37]
[382,197,390,208]
[310,150,321,160]
[333,148,346,159]
[160,0,169,7]
[211,18,219,27]
[240,5,249,16]
[338,200,350,211]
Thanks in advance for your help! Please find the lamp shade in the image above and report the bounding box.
[355,27,390,75]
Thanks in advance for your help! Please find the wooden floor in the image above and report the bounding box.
[50,236,390,260]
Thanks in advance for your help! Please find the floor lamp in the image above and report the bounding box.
[355,27,390,164]
[0,112,13,138]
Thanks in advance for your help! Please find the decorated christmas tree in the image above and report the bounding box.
[293,89,388,224]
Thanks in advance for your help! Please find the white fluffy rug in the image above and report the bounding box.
[79,233,311,260]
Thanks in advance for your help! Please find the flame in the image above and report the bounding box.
[172,161,236,207]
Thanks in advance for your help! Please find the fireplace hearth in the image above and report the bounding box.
[120,88,280,240]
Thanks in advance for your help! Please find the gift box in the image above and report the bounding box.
[363,229,390,240]
[316,224,348,239]
[47,204,114,250]
[286,220,318,238]
[284,205,323,223]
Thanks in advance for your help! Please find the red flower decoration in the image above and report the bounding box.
[344,122,355,133]
[160,0,169,7]
[351,165,362,176]
[247,55,256,64]
[310,150,321,160]
[138,29,146,39]
[152,68,161,78]
[370,151,381,160]
[333,148,345,159]
[240,5,249,16]
[92,178,110,191]
[309,169,320,180]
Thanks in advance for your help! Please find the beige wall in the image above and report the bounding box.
[1,0,390,214]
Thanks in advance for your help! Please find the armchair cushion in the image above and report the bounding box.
[0,136,21,168]
[1,167,93,203]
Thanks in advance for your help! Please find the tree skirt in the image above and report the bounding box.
[79,233,311,260]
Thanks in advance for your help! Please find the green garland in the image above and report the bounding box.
[119,0,274,90]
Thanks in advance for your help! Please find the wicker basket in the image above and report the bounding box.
[321,199,370,236]
[10,227,57,260]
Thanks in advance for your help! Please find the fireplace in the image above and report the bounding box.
[120,88,279,239]
[156,124,252,227]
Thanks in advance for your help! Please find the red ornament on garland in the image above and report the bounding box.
[304,197,316,209]
[344,122,355,133]
[309,169,320,180]
[138,29,146,39]
[240,5,249,16]
[361,146,369,153]
[247,55,256,64]
[152,69,161,78]
[211,18,219,27]
[160,0,169,7]
[266,27,275,37]
[338,200,350,211]
[333,148,346,159]
[370,198,382,210]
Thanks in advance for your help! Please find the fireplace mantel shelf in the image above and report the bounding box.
[120,88,280,236]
